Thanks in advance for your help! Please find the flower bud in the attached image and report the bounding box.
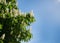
[1,34,5,40]
[4,0,6,4]
[30,10,34,17]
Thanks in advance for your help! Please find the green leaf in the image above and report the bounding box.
[0,40,3,43]
[0,24,3,29]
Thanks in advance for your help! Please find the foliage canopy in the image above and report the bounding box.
[0,0,35,43]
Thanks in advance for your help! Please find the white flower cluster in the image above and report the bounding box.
[6,8,9,13]
[0,0,6,4]
[1,33,5,40]
[12,9,28,17]
[12,9,21,17]
[30,10,34,17]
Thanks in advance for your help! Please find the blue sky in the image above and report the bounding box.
[17,0,60,43]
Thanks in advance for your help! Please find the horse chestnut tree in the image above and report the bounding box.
[0,0,35,43]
